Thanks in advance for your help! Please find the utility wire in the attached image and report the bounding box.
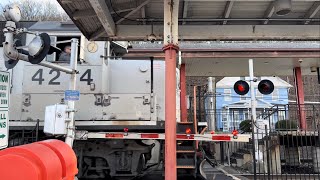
[109,0,138,22]
[109,0,159,23]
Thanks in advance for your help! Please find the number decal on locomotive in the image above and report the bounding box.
[80,69,93,85]
[32,69,44,85]
[48,69,61,85]
[31,69,93,85]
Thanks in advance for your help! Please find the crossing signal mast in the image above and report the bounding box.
[233,59,275,174]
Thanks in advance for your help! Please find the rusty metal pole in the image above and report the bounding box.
[163,47,178,179]
[193,86,198,134]
[180,64,188,122]
[294,67,306,130]
[193,86,199,149]
[163,0,179,179]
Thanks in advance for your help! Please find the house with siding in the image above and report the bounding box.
[216,77,292,132]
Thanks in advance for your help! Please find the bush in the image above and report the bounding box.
[275,120,297,130]
[239,120,252,132]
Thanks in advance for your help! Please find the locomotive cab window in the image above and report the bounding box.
[46,36,80,63]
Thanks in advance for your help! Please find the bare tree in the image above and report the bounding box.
[0,14,5,21]
[1,0,69,21]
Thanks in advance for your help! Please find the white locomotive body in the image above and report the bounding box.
[7,23,181,128]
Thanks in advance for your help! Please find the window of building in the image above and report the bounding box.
[224,89,232,101]
[244,111,249,120]
[272,89,279,101]
[232,110,240,122]
[222,111,227,122]
[222,110,229,131]
[278,111,286,120]
[231,110,240,130]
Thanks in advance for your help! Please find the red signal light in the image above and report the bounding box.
[234,80,249,95]
[124,128,129,133]
[185,128,192,134]
[232,129,238,136]
[237,84,245,92]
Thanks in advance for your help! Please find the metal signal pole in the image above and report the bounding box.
[65,38,79,147]
[249,59,257,179]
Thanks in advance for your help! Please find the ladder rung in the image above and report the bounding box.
[177,122,193,125]
[177,150,195,153]
[176,165,196,169]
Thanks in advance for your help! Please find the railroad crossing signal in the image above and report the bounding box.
[234,79,274,95]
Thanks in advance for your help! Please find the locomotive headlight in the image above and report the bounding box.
[28,36,44,57]
[3,4,21,22]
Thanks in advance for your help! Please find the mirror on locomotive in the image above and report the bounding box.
[46,35,81,63]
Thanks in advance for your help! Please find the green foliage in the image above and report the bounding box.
[239,120,252,132]
[275,120,297,130]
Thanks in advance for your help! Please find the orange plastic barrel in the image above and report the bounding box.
[0,140,78,180]
[0,153,41,180]
[37,140,78,180]
[0,143,63,180]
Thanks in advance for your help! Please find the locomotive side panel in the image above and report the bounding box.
[109,60,165,121]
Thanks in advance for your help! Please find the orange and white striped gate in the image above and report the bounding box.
[75,131,250,142]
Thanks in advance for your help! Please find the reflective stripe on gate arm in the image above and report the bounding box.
[141,134,159,139]
[176,134,194,140]
[105,133,124,138]
[212,135,231,141]
[84,132,250,142]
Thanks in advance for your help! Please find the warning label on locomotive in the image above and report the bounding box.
[0,71,9,109]
[0,71,9,149]
[65,90,80,101]
[0,111,8,149]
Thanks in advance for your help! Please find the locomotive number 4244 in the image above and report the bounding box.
[31,69,93,85]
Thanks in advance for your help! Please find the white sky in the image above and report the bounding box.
[0,0,10,7]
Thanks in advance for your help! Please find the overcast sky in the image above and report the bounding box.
[0,0,10,7]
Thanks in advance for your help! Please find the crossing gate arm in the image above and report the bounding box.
[75,131,250,142]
